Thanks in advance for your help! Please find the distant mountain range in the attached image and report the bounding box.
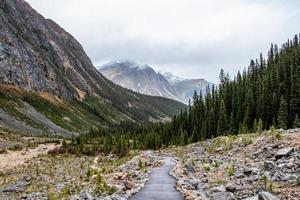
[99,61,212,104]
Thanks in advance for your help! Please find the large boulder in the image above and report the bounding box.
[275,147,294,159]
[258,192,280,200]
[210,192,235,200]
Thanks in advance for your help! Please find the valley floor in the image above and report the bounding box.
[0,129,299,200]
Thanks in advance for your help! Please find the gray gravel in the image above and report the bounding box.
[130,157,183,200]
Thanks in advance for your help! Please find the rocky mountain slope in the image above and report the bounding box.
[0,0,185,136]
[99,61,211,104]
[100,61,184,103]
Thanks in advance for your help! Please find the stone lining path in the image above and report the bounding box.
[130,156,183,200]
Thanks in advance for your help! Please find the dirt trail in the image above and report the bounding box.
[0,143,58,171]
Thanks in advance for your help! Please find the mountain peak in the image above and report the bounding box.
[160,72,185,85]
[101,60,151,71]
[99,61,212,104]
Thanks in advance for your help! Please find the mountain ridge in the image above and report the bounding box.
[99,61,212,104]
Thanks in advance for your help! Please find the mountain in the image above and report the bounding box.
[99,61,212,104]
[0,0,185,136]
[100,61,185,103]
[173,78,211,103]
[162,72,184,84]
[161,72,211,102]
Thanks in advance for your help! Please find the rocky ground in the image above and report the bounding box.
[0,130,163,200]
[1,129,299,200]
[167,129,300,200]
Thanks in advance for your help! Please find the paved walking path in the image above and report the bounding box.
[130,157,183,200]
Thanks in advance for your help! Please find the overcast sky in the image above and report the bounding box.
[27,0,300,83]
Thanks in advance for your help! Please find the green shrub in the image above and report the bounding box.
[274,132,282,140]
[211,161,220,168]
[260,175,273,192]
[8,144,22,151]
[215,179,225,185]
[226,164,235,177]
[203,164,211,172]
[0,148,7,154]
[242,134,253,146]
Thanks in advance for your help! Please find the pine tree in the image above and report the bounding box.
[293,114,300,128]
[256,118,263,134]
[217,99,228,135]
[278,96,288,129]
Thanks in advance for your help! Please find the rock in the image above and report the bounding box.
[210,192,235,200]
[24,176,31,182]
[225,183,236,192]
[275,147,294,159]
[124,181,134,190]
[249,175,260,182]
[188,179,200,189]
[70,190,94,200]
[210,185,226,193]
[264,161,275,171]
[261,147,274,159]
[216,147,224,152]
[258,191,280,200]
[272,171,282,181]
[1,177,29,192]
[244,167,253,175]
[281,173,296,182]
[286,162,294,169]
[186,164,195,174]
[244,195,258,200]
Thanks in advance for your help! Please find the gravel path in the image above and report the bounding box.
[130,156,183,200]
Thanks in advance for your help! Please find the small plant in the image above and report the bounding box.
[62,140,67,148]
[191,159,195,167]
[85,167,91,181]
[260,175,273,192]
[256,119,263,134]
[138,159,143,169]
[226,164,235,177]
[224,135,237,151]
[297,176,300,186]
[270,125,276,133]
[108,186,117,195]
[215,179,225,185]
[203,163,211,172]
[0,148,7,154]
[261,175,268,190]
[8,144,22,151]
[274,132,282,140]
[59,185,71,198]
[35,165,40,177]
[211,161,220,168]
[242,134,253,146]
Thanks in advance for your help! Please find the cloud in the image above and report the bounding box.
[27,0,300,82]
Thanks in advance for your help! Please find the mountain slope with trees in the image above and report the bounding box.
[0,0,185,136]
[164,34,300,145]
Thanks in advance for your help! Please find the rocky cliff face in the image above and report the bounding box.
[0,0,185,136]
[99,61,212,104]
